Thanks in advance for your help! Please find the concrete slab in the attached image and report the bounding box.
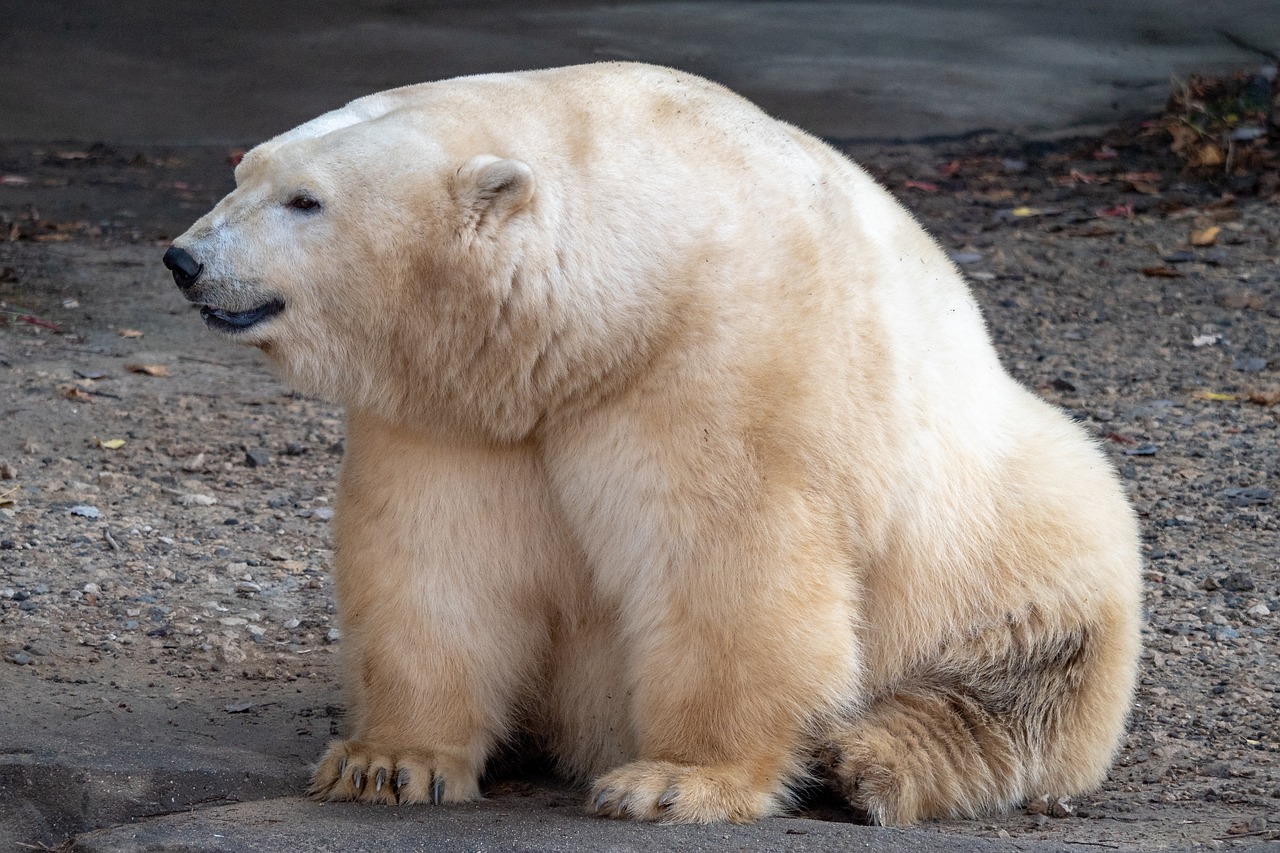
[1,0,1278,144]
[68,798,1106,853]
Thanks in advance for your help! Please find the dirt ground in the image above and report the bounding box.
[1,126,1278,850]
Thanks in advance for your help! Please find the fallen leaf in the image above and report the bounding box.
[1194,143,1224,167]
[1246,390,1280,406]
[1190,225,1221,247]
[903,180,939,192]
[96,438,126,450]
[1097,203,1135,218]
[118,328,144,339]
[1219,293,1266,310]
[1141,266,1183,278]
[18,314,63,332]
[125,363,170,377]
[59,384,94,401]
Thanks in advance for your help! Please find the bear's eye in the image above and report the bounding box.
[287,195,321,212]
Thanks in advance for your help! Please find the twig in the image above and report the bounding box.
[103,528,121,550]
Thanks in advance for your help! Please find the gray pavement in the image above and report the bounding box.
[2,0,1279,144]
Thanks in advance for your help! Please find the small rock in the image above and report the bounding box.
[0,462,16,479]
[283,618,301,630]
[1221,487,1273,508]
[312,507,334,521]
[284,442,308,456]
[1221,571,1256,592]
[181,452,207,473]
[178,493,218,507]
[325,628,342,643]
[69,504,102,519]
[7,651,34,665]
[244,448,270,468]
[19,600,38,612]
[235,581,262,596]
[1123,444,1158,456]
[216,640,248,666]
[1232,356,1268,373]
[1049,797,1074,818]
[1245,603,1270,617]
[218,616,248,627]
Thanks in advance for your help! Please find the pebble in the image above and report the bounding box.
[82,582,100,595]
[7,651,34,665]
[1220,571,1256,592]
[312,507,334,521]
[325,628,342,643]
[244,448,270,468]
[283,618,301,630]
[1245,604,1270,617]
[69,504,102,519]
[178,493,218,507]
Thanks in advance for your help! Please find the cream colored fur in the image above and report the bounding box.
[170,62,1142,825]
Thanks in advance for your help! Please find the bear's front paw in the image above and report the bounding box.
[589,760,783,824]
[307,739,481,805]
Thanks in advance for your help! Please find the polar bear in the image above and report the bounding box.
[164,63,1141,825]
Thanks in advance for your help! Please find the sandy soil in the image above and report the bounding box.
[1,134,1277,850]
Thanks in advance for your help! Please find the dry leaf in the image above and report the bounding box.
[125,363,170,377]
[1219,292,1266,310]
[59,384,93,401]
[118,328,144,339]
[1246,390,1280,406]
[1190,225,1221,247]
[1194,143,1224,167]
[96,438,126,450]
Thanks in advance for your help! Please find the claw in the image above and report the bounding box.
[593,791,610,813]
[375,767,387,793]
[396,767,410,793]
[351,766,365,791]
[432,776,446,805]
[658,788,678,808]
[338,756,348,777]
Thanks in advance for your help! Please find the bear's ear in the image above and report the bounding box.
[453,155,535,228]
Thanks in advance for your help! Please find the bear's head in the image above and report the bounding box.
[165,108,552,440]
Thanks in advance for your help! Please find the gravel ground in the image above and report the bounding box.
[0,134,1277,849]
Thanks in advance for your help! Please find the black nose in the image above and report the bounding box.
[163,246,203,290]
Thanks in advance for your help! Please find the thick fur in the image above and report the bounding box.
[169,63,1142,825]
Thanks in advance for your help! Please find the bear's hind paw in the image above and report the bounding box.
[308,739,480,805]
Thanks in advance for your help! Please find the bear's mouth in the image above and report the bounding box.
[199,300,286,334]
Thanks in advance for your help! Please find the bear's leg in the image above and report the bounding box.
[824,602,1137,825]
[583,520,859,823]
[308,413,572,805]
